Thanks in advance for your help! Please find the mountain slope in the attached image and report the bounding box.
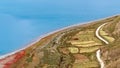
[101,16,120,68]
[0,15,120,68]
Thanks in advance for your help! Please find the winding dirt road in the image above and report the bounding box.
[95,23,109,68]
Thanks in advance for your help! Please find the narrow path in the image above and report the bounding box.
[95,23,109,68]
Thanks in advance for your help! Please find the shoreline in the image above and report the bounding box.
[0,14,119,59]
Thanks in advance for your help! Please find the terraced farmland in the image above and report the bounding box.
[67,29,103,68]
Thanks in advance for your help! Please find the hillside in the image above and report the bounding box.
[101,16,120,68]
[0,15,120,68]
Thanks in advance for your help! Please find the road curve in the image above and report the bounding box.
[96,23,109,44]
[95,23,109,68]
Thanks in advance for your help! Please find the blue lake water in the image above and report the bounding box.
[0,0,120,55]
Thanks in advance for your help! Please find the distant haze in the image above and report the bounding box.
[0,0,120,55]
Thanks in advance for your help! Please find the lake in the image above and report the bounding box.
[0,0,120,55]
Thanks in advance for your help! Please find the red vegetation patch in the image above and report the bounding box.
[0,50,26,68]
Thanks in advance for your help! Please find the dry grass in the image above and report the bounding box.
[72,61,99,68]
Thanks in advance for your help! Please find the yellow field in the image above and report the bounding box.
[100,30,109,35]
[103,35,115,42]
[68,47,79,53]
[100,28,115,42]
[71,41,95,45]
[73,42,102,47]
[79,46,100,53]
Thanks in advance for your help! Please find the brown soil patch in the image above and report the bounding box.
[73,54,89,63]
[58,47,70,55]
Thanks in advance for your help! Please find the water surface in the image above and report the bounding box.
[0,0,120,55]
